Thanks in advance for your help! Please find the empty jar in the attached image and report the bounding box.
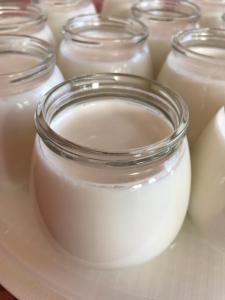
[58,15,152,79]
[0,3,55,48]
[34,0,96,45]
[158,28,225,145]
[32,73,191,268]
[0,35,64,185]
[132,0,200,78]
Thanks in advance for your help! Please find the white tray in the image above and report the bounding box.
[0,184,224,300]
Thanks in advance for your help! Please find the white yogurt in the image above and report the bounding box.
[189,107,225,250]
[0,4,55,48]
[58,15,152,79]
[132,0,200,78]
[0,36,64,185]
[158,28,225,145]
[101,0,138,18]
[195,0,225,28]
[35,0,96,45]
[32,75,191,268]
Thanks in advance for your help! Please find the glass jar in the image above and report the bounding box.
[34,0,96,45]
[132,0,200,78]
[32,73,191,268]
[0,35,64,186]
[190,107,225,251]
[195,0,225,28]
[101,0,138,18]
[0,3,55,48]
[158,28,225,145]
[58,15,152,79]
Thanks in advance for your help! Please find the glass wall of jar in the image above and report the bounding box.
[33,0,96,46]
[0,3,55,48]
[58,15,152,79]
[32,73,191,268]
[158,28,225,145]
[0,35,64,186]
[195,0,225,28]
[190,107,225,252]
[101,0,138,18]
[132,0,200,78]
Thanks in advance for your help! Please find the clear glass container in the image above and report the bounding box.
[0,3,55,48]
[58,14,152,79]
[195,0,225,28]
[190,107,225,252]
[32,73,191,268]
[34,0,96,45]
[158,28,225,145]
[0,35,64,186]
[132,0,200,78]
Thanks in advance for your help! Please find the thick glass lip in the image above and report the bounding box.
[35,73,189,167]
[132,0,200,23]
[0,34,55,91]
[0,3,47,33]
[63,14,148,48]
[173,28,225,62]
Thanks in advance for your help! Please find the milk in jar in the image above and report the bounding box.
[132,0,200,78]
[0,35,64,186]
[0,3,55,48]
[101,0,138,18]
[58,15,152,79]
[34,0,96,45]
[189,107,225,251]
[195,0,225,28]
[158,28,225,145]
[32,74,191,268]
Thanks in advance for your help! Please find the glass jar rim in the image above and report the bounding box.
[173,28,225,62]
[132,0,200,23]
[0,3,47,33]
[34,0,86,7]
[0,34,55,91]
[35,73,189,167]
[63,14,148,47]
[197,0,225,5]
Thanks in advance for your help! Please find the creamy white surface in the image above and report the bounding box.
[32,99,191,267]
[0,53,64,185]
[158,46,225,145]
[38,0,96,45]
[58,35,152,79]
[0,15,55,48]
[189,107,225,249]
[143,20,198,78]
[101,0,137,18]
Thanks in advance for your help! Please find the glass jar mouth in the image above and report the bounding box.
[35,73,189,166]
[0,3,47,33]
[63,14,148,48]
[0,34,55,91]
[132,0,200,23]
[173,28,225,62]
